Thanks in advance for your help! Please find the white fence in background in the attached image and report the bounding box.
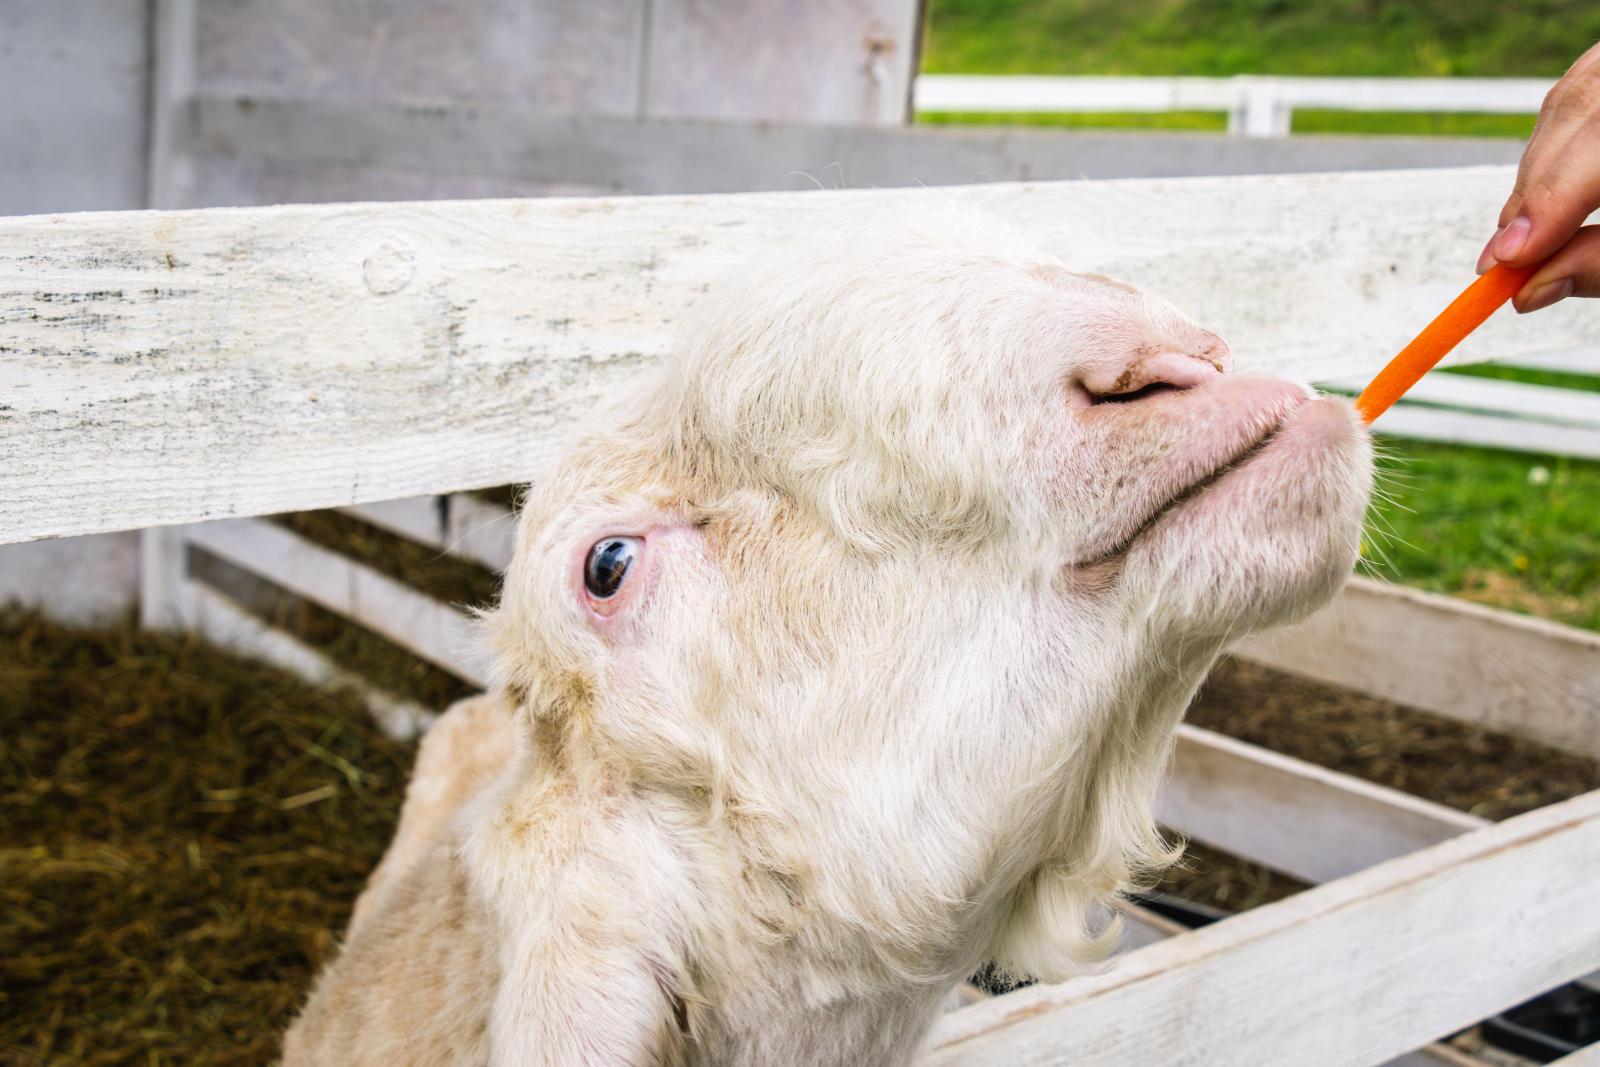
[8,170,1600,1067]
[915,74,1554,137]
[1320,346,1600,460]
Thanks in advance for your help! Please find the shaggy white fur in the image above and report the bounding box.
[283,202,1372,1066]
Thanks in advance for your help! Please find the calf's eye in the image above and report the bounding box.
[584,537,642,599]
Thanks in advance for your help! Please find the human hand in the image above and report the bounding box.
[1477,41,1600,313]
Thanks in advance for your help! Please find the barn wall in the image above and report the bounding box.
[0,0,150,620]
[0,0,151,215]
[187,0,923,206]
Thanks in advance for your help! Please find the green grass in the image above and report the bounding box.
[1364,439,1600,631]
[917,0,1591,137]
[922,0,1599,78]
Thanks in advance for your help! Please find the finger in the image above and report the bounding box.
[1491,115,1600,268]
[1512,223,1600,313]
[1484,49,1600,269]
[1503,41,1600,227]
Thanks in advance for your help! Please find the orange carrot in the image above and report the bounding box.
[1355,262,1539,424]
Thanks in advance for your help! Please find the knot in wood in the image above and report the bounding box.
[363,237,416,295]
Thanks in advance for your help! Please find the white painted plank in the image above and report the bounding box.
[1164,726,1600,991]
[187,579,435,740]
[925,788,1600,1067]
[0,530,138,625]
[1391,1047,1496,1067]
[184,517,490,686]
[139,526,191,630]
[1236,576,1600,760]
[915,74,1551,116]
[1548,1043,1600,1067]
[190,94,1520,199]
[1494,347,1600,376]
[340,497,448,552]
[1162,725,1485,884]
[1370,405,1600,458]
[1109,898,1493,1067]
[146,0,196,210]
[445,494,517,572]
[1319,373,1600,427]
[1267,76,1552,113]
[12,167,1600,545]
[342,494,515,572]
[916,75,1241,113]
[1113,901,1190,954]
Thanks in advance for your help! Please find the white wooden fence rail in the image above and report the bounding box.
[10,166,1600,547]
[927,788,1600,1066]
[915,74,1553,138]
[1238,576,1600,760]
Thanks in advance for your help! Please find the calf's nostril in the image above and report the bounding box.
[1093,380,1185,405]
[1080,350,1223,405]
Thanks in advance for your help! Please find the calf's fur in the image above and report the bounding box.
[284,205,1372,1065]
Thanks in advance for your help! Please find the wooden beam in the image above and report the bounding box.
[1319,372,1600,427]
[1372,406,1600,458]
[1548,1044,1600,1067]
[1493,347,1600,375]
[145,0,196,209]
[1236,577,1600,760]
[190,94,1521,196]
[915,74,1553,117]
[11,168,1600,545]
[187,579,435,739]
[1162,725,1485,884]
[925,788,1600,1066]
[1109,895,1495,1067]
[184,517,490,686]
[344,494,516,572]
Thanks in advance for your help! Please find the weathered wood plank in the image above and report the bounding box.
[184,517,489,685]
[146,0,197,211]
[1372,406,1600,457]
[445,494,517,572]
[925,788,1600,1066]
[1320,373,1600,427]
[11,168,1600,545]
[1236,577,1600,759]
[915,74,1552,116]
[187,579,434,739]
[1495,347,1600,376]
[190,94,1522,197]
[1548,1043,1600,1067]
[1163,725,1485,883]
[1109,895,1495,1067]
[343,494,515,572]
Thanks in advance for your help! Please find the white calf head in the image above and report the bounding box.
[489,203,1371,985]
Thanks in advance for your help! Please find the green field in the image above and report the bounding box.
[923,0,1596,79]
[920,0,1598,136]
[922,1,1600,630]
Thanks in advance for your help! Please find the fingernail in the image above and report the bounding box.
[1518,278,1573,314]
[1494,216,1532,261]
[1476,227,1504,274]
